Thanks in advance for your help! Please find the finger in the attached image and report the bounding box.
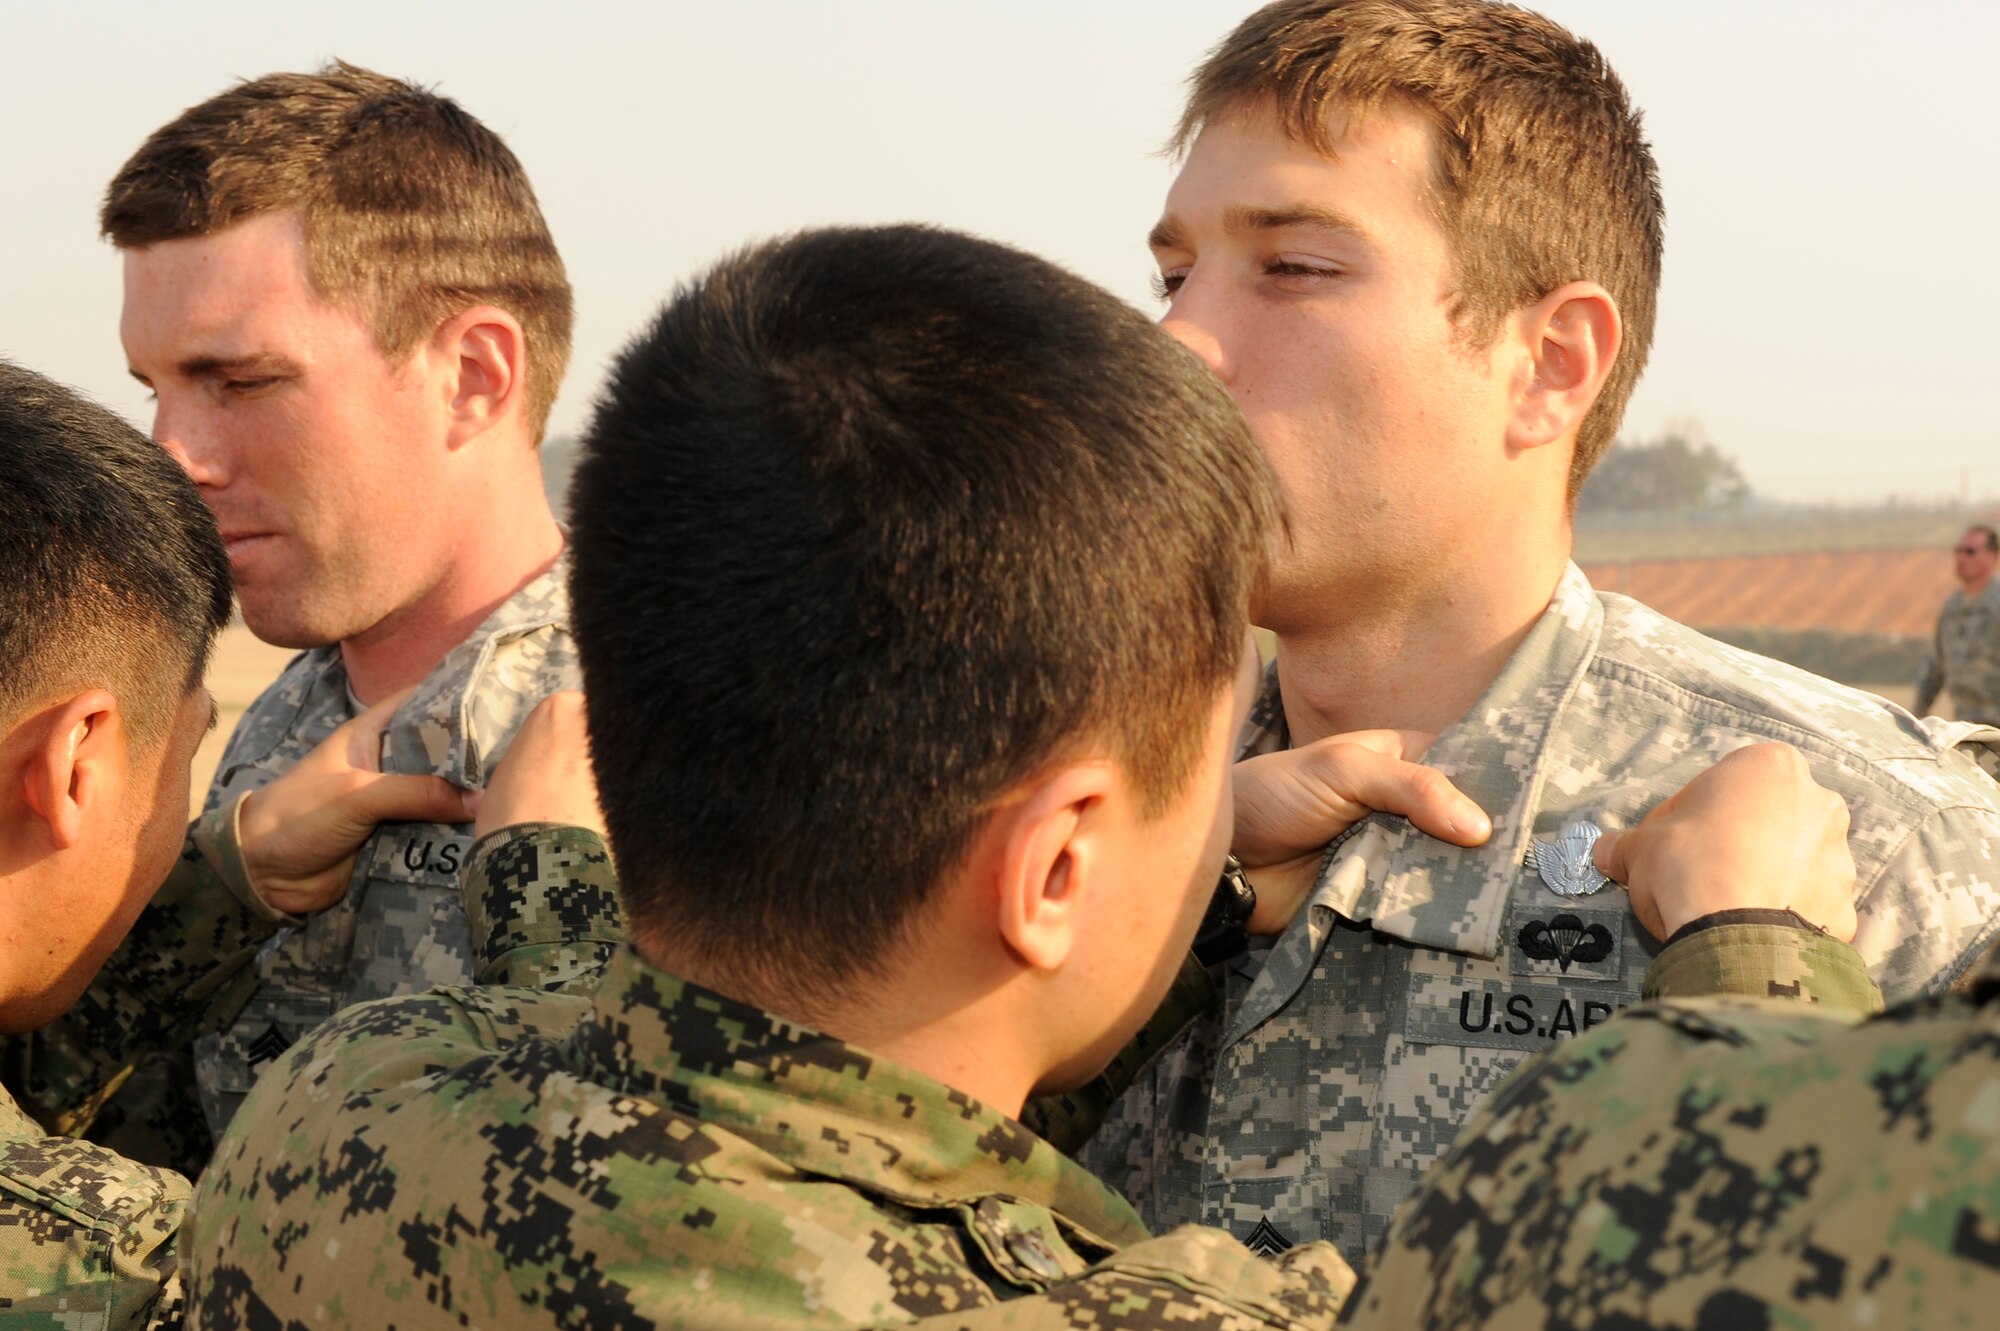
[1592,827,1628,883]
[346,772,480,828]
[1327,750,1491,846]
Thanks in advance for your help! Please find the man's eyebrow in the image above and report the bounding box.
[164,352,299,381]
[1223,204,1370,241]
[1151,205,1372,254]
[208,697,221,733]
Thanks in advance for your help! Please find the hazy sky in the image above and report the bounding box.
[2,1,1993,501]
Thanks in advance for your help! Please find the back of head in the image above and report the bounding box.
[0,362,232,744]
[571,225,1275,1003]
[1180,0,1663,500]
[102,61,573,438]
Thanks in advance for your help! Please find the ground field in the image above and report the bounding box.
[1578,547,1954,640]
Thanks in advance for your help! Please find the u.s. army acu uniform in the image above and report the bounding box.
[190,555,579,1138]
[1350,939,2000,1329]
[1916,579,2000,724]
[1083,563,2000,1266]
[0,823,622,1331]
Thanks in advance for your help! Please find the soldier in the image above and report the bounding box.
[12,61,586,1168]
[1915,525,2000,724]
[1081,0,2000,1266]
[184,226,1873,1330]
[0,360,617,1327]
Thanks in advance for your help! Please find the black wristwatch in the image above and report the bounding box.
[1192,855,1258,967]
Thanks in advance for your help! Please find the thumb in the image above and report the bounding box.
[1592,827,1628,885]
[346,772,480,828]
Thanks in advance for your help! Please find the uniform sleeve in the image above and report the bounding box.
[2,807,286,1138]
[1642,919,1882,1014]
[1345,997,1863,1329]
[1020,953,1216,1154]
[0,1127,189,1330]
[1853,800,2000,1001]
[461,823,629,992]
[891,1227,1353,1330]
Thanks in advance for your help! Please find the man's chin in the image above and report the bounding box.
[238,597,344,651]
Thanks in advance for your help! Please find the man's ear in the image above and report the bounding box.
[15,690,124,852]
[1505,281,1621,454]
[991,762,1118,973]
[435,306,527,449]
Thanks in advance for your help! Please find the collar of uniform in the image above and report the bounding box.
[376,550,571,787]
[571,946,1152,1250]
[1235,563,1601,1008]
[1223,567,1601,1044]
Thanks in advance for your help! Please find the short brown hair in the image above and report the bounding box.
[571,226,1276,1000]
[0,361,231,748]
[1178,0,1663,500]
[102,61,573,439]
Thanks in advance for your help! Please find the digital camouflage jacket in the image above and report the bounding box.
[0,824,623,1330]
[1082,563,2000,1265]
[184,825,1876,1331]
[1916,578,2000,723]
[1350,944,2000,1329]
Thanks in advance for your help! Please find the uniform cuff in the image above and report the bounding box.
[463,823,626,982]
[1644,922,1881,1015]
[192,792,303,928]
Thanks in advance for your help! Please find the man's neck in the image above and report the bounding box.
[644,937,1039,1118]
[1270,545,1569,748]
[1966,573,1993,599]
[340,490,564,705]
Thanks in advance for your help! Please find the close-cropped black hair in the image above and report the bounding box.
[569,224,1276,999]
[0,361,232,742]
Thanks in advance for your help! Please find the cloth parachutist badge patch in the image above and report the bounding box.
[1532,820,1611,898]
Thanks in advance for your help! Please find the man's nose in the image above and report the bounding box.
[1159,286,1236,386]
[151,400,226,488]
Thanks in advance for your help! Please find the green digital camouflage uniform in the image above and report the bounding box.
[183,826,1875,1331]
[0,824,624,1330]
[1915,579,2000,724]
[1349,936,2000,1329]
[1082,564,2000,1266]
[3,557,583,1172]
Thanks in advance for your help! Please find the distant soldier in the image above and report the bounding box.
[1915,525,2000,724]
[184,226,1874,1331]
[6,62,593,1170]
[0,360,610,1327]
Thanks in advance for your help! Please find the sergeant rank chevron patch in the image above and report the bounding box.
[1243,1216,1294,1257]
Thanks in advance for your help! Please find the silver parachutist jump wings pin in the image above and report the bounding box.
[1531,820,1611,898]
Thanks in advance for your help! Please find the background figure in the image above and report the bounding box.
[1914,525,2000,724]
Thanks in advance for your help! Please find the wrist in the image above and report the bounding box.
[1665,907,1827,946]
